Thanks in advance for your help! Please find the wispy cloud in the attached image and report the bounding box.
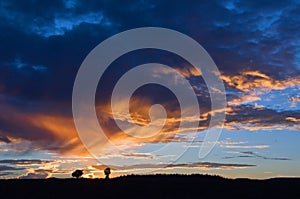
[224,151,291,161]
[224,145,269,149]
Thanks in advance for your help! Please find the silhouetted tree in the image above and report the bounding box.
[72,169,83,178]
[104,168,111,179]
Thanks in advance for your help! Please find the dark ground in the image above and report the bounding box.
[1,174,300,199]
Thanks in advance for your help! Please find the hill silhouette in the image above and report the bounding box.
[1,174,300,198]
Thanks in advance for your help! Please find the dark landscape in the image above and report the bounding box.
[1,174,300,199]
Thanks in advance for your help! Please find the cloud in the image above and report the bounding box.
[289,96,300,103]
[0,165,24,171]
[1,81,298,158]
[0,172,11,176]
[0,99,88,155]
[91,164,110,171]
[225,105,300,130]
[0,0,114,37]
[224,151,291,161]
[0,135,11,143]
[218,140,269,149]
[92,161,255,171]
[0,157,99,179]
[0,0,299,166]
[240,151,291,160]
[0,159,59,179]
[165,162,255,169]
[224,145,269,149]
[0,159,53,165]
[227,92,262,106]
[19,168,52,179]
[120,153,155,159]
[285,117,300,122]
[222,71,300,92]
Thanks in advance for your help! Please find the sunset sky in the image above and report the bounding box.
[0,0,300,179]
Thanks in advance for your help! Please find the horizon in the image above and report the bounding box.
[0,0,300,180]
[2,172,299,180]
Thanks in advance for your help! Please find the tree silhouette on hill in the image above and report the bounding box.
[72,170,83,178]
[104,168,111,179]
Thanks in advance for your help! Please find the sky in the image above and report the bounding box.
[0,0,300,179]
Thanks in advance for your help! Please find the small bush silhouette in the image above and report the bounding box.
[104,168,111,179]
[72,169,83,178]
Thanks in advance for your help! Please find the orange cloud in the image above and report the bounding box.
[153,64,201,78]
[222,70,300,92]
[95,93,205,145]
[285,117,300,122]
[0,102,88,156]
[28,114,88,155]
[227,92,261,106]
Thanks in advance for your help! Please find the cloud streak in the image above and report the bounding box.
[224,151,291,161]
